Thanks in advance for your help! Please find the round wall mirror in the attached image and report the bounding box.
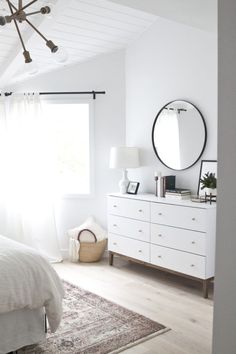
[152,100,207,170]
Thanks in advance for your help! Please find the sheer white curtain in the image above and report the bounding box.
[0,93,62,262]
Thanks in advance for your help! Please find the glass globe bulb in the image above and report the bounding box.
[25,61,38,76]
[44,0,58,20]
[53,47,69,64]
[0,3,7,31]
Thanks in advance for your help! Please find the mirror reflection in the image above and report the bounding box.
[152,101,207,170]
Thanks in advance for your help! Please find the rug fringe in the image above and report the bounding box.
[110,327,171,353]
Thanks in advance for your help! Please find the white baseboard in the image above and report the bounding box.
[61,249,69,260]
[60,248,108,261]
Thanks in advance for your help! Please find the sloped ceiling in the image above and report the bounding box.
[0,0,157,88]
[109,0,217,33]
[0,0,216,88]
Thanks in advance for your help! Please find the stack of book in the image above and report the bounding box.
[165,188,191,200]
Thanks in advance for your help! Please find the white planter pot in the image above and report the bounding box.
[205,188,217,196]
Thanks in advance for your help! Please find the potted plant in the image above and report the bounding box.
[200,172,217,195]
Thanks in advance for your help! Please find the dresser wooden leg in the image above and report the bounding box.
[45,313,47,333]
[203,279,209,299]
[109,252,114,266]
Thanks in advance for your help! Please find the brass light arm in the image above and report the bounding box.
[7,0,32,63]
[8,1,18,11]
[20,0,38,12]
[25,18,58,52]
[25,10,44,17]
[2,0,59,64]
[6,2,51,21]
[3,2,19,22]
[6,1,26,50]
[5,1,21,23]
[25,18,48,42]
[11,20,24,49]
[26,7,51,17]
[6,0,38,19]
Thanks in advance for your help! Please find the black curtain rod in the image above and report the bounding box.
[2,91,106,100]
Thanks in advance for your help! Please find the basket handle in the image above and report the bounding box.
[78,229,97,243]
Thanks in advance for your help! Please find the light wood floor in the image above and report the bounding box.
[54,255,214,354]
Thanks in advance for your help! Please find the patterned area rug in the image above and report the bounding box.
[19,281,169,354]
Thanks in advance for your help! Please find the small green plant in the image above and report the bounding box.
[200,172,217,190]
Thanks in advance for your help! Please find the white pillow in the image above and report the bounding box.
[67,216,107,243]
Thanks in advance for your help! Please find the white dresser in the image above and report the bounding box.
[108,193,216,298]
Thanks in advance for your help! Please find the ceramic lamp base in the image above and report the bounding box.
[119,169,129,194]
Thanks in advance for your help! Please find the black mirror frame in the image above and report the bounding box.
[151,100,207,171]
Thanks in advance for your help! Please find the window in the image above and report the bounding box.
[41,98,93,196]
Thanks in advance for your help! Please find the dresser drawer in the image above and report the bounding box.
[151,203,206,232]
[108,215,150,242]
[151,224,206,256]
[108,196,150,221]
[150,244,206,279]
[108,233,150,262]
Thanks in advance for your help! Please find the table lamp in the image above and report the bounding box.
[109,146,140,194]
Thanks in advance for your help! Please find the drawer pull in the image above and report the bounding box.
[138,250,142,253]
[158,212,162,216]
[113,224,117,227]
[138,209,143,213]
[113,242,117,246]
[192,217,196,221]
[190,264,195,267]
[158,234,162,237]
[138,229,142,233]
[191,241,196,244]
[113,205,117,208]
[158,255,162,258]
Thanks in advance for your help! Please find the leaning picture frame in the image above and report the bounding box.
[198,160,217,197]
[127,181,140,195]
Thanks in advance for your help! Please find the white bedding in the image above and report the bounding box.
[0,308,46,354]
[0,235,64,332]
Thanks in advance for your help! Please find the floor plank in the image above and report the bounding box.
[53,255,213,354]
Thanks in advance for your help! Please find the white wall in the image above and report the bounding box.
[125,17,217,194]
[8,51,126,253]
[213,1,236,353]
[7,17,217,252]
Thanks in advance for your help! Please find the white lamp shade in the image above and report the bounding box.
[109,147,140,169]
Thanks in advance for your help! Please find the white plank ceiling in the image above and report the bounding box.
[0,0,157,88]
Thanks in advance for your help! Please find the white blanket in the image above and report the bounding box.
[0,235,64,332]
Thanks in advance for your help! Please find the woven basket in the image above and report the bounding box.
[78,229,107,263]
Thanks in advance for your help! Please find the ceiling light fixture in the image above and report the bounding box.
[0,0,59,64]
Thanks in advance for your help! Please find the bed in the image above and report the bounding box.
[0,235,64,354]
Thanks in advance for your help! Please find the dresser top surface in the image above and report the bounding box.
[108,193,216,209]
